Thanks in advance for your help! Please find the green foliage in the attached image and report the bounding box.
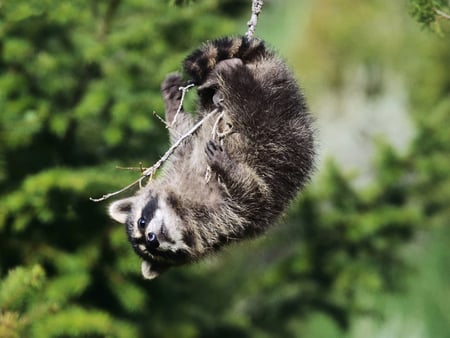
[409,0,450,32]
[0,265,45,338]
[0,265,45,312]
[0,0,449,337]
[214,151,423,336]
[0,1,246,337]
[0,265,137,337]
[412,97,450,227]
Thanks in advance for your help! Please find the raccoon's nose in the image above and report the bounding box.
[146,232,159,249]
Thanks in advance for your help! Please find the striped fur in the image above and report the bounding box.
[183,36,268,85]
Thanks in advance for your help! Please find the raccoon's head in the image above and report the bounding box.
[108,191,192,279]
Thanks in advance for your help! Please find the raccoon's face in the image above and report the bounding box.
[109,191,192,279]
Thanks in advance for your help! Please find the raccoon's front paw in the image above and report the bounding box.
[161,73,183,103]
[205,140,231,173]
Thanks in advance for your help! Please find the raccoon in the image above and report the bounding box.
[109,36,315,279]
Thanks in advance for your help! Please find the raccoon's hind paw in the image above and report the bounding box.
[205,140,232,173]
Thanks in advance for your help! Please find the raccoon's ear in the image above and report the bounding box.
[108,197,135,224]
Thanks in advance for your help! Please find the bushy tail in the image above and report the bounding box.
[183,36,269,85]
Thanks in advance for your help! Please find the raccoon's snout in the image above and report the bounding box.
[146,232,160,249]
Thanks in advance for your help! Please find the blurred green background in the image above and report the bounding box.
[0,0,449,337]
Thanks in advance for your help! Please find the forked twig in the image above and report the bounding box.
[141,107,219,179]
[171,84,195,127]
[90,107,220,202]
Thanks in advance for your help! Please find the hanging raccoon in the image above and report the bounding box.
[109,36,315,279]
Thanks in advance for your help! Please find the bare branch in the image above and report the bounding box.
[153,83,195,130]
[115,162,146,172]
[90,179,143,202]
[170,83,195,127]
[153,111,169,127]
[141,107,219,178]
[245,0,264,39]
[90,107,221,202]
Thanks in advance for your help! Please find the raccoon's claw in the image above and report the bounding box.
[213,91,224,108]
[205,140,230,173]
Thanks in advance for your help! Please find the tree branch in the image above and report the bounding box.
[140,107,219,179]
[90,107,220,202]
[170,83,195,127]
[245,0,264,39]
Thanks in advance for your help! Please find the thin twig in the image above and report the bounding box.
[211,111,225,139]
[153,111,169,127]
[245,0,264,39]
[153,111,183,139]
[90,108,220,202]
[90,179,144,202]
[115,164,148,172]
[141,107,219,178]
[170,83,195,127]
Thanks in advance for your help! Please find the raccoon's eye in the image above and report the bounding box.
[137,218,147,231]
